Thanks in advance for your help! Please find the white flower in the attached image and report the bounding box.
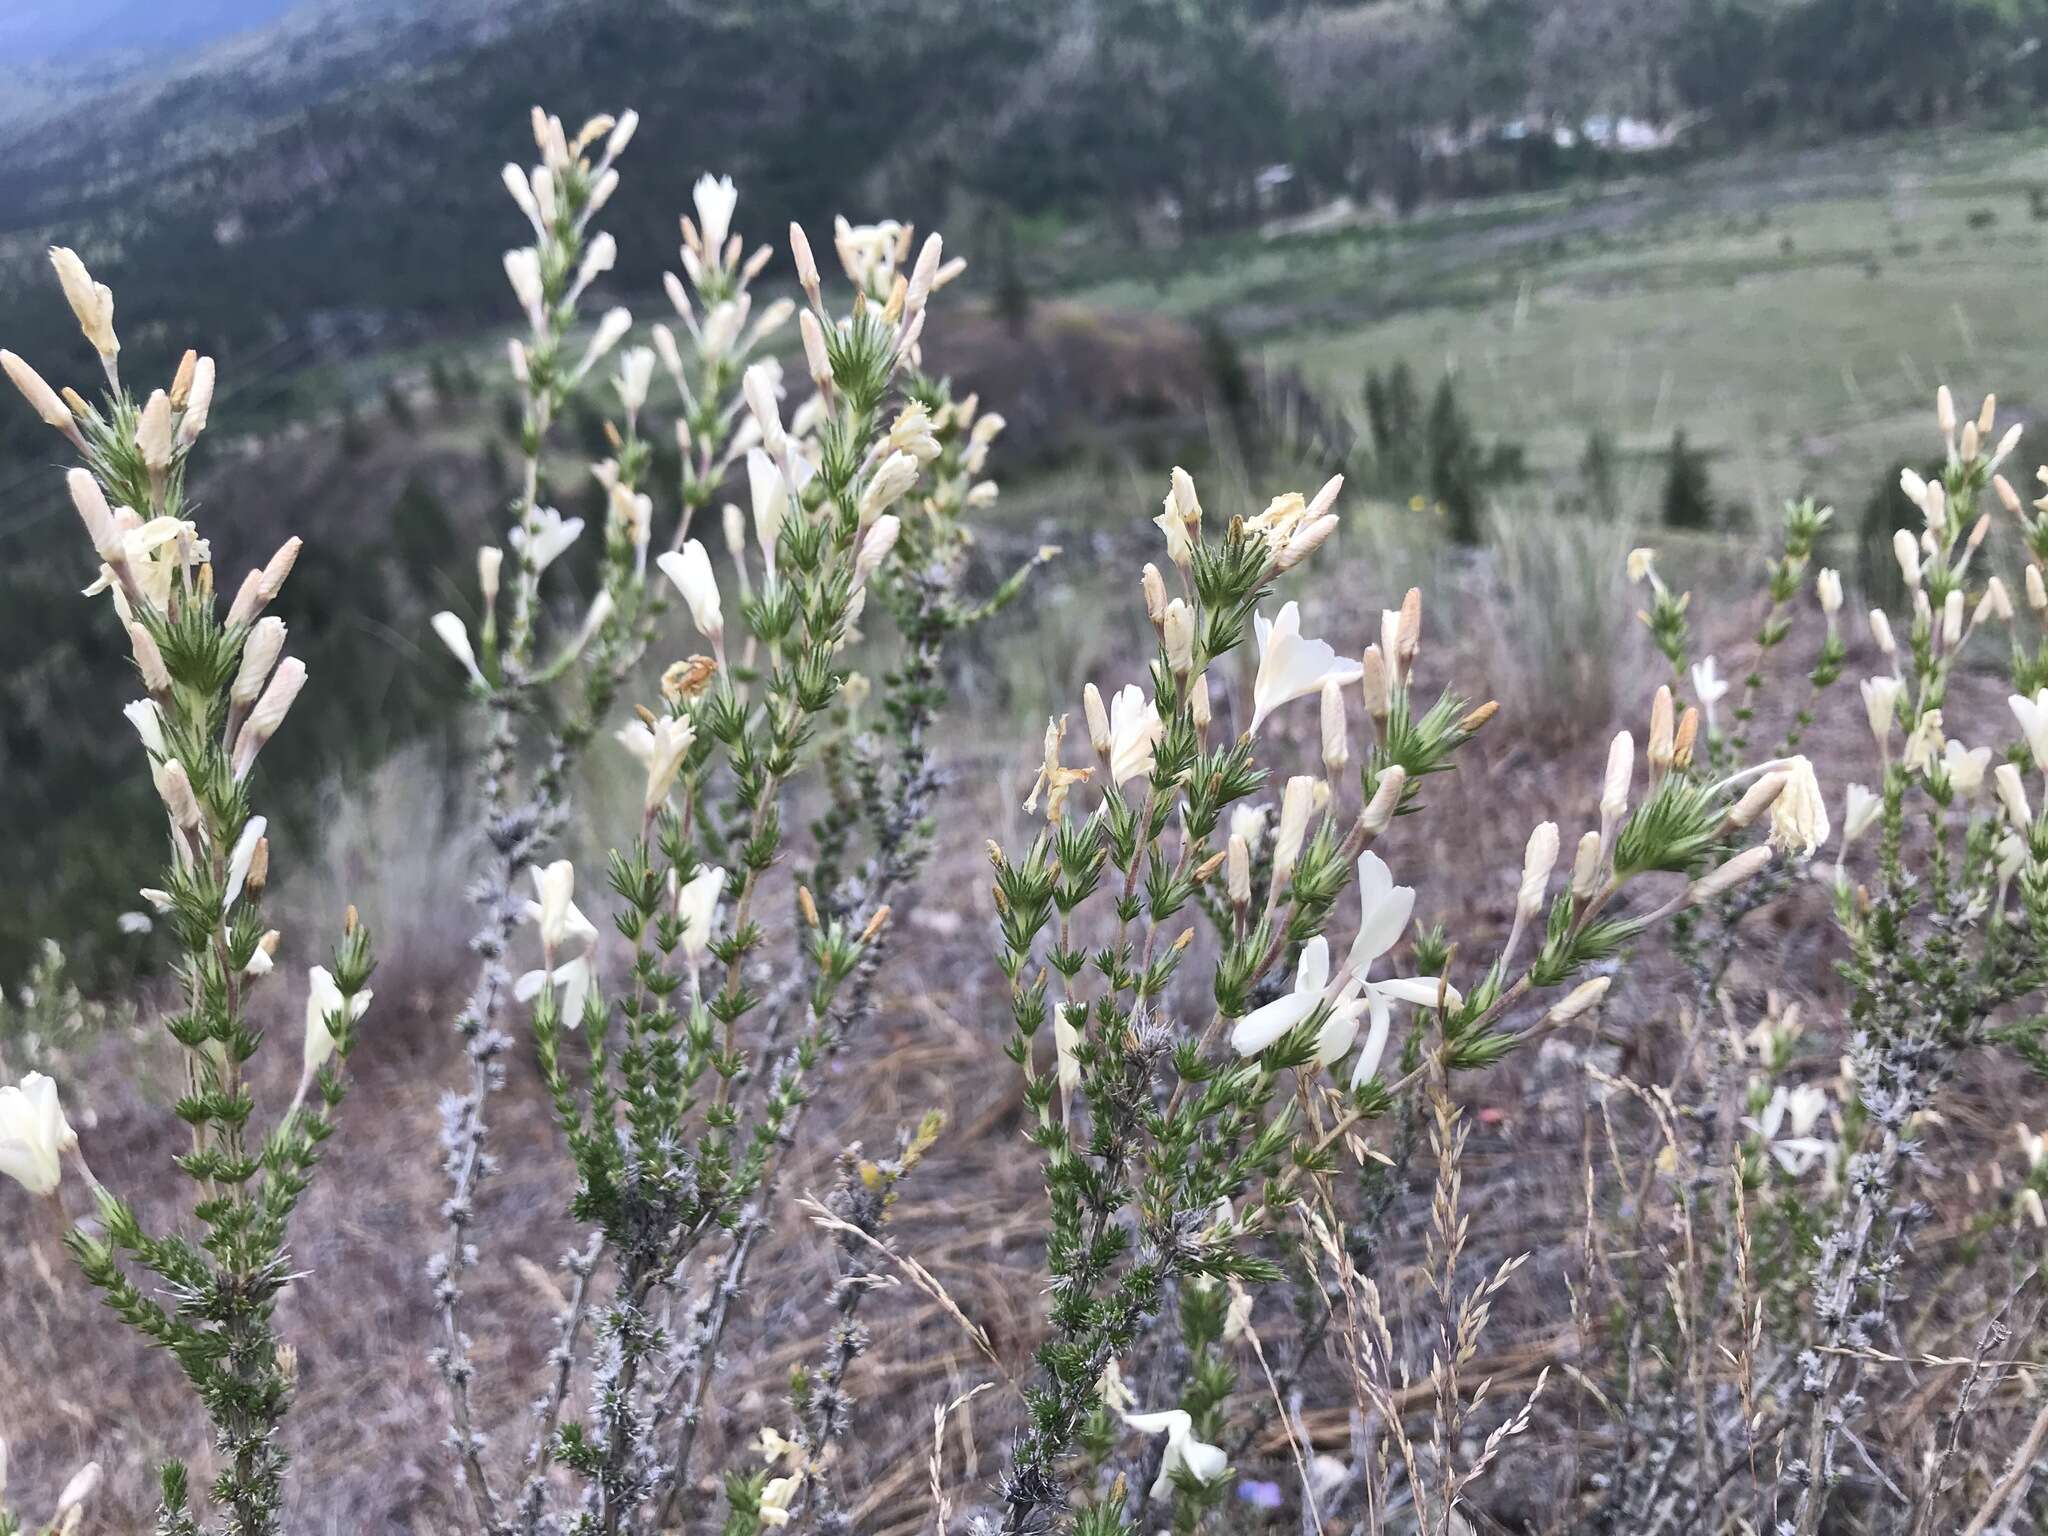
[1943,739,1991,799]
[510,506,584,574]
[432,612,485,687]
[658,542,724,644]
[1862,676,1904,752]
[573,307,633,381]
[1230,935,1332,1055]
[758,1472,803,1528]
[0,1072,76,1196]
[123,698,166,756]
[1996,763,2033,829]
[515,955,595,1028]
[1106,684,1164,787]
[858,450,920,526]
[1345,851,1415,980]
[1841,784,1880,848]
[1768,756,1831,857]
[1751,1084,1831,1177]
[1330,852,1458,1086]
[617,713,695,813]
[2011,688,2048,770]
[692,173,739,262]
[1249,602,1362,736]
[1816,568,1842,617]
[677,865,728,966]
[1893,528,1922,589]
[1123,1408,1228,1501]
[303,966,371,1078]
[1229,803,1268,852]
[177,356,216,446]
[854,514,901,584]
[525,860,598,960]
[504,247,545,328]
[746,448,787,581]
[223,816,267,910]
[1691,656,1729,736]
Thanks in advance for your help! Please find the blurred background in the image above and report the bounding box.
[9,4,2048,1528]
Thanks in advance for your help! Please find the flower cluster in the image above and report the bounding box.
[2,248,374,1536]
[988,462,1786,1531]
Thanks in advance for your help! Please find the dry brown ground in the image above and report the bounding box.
[6,526,2045,1534]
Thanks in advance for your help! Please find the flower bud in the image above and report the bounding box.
[177,356,215,445]
[1726,771,1787,830]
[799,308,833,389]
[1226,834,1251,906]
[1320,678,1348,777]
[1688,844,1773,904]
[1547,975,1611,1024]
[478,546,503,608]
[1190,673,1211,733]
[1518,821,1559,919]
[1869,608,1896,655]
[790,221,822,299]
[1140,563,1167,626]
[1272,775,1315,883]
[136,389,174,470]
[1996,474,2024,516]
[1163,598,1195,677]
[232,616,286,704]
[2,349,73,432]
[1893,528,1922,589]
[0,1072,77,1196]
[1816,567,1842,616]
[1570,829,1602,899]
[1361,765,1406,836]
[128,622,170,693]
[1646,685,1675,772]
[67,468,118,557]
[1360,644,1388,722]
[743,362,785,458]
[154,758,203,830]
[1672,706,1700,767]
[853,514,901,584]
[233,656,308,780]
[50,246,117,359]
[1083,683,1111,758]
[1600,730,1633,826]
[1996,762,2033,829]
[858,450,919,526]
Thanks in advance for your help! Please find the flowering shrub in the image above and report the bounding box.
[1,253,374,1535]
[6,99,2048,1536]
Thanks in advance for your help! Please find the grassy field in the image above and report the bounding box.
[1054,126,2048,522]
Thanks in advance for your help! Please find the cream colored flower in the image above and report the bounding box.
[1106,684,1164,786]
[303,966,371,1078]
[0,1072,76,1196]
[1768,756,1831,857]
[1123,1408,1228,1501]
[1023,715,1091,821]
[658,542,724,645]
[511,506,584,575]
[50,246,117,359]
[617,713,695,813]
[1691,656,1729,737]
[1861,676,1904,753]
[432,612,486,687]
[1841,784,1880,848]
[692,173,739,264]
[1230,935,1333,1055]
[1249,602,1362,736]
[2012,688,2048,770]
[677,866,728,966]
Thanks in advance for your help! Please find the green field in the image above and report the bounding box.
[1058,126,2048,521]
